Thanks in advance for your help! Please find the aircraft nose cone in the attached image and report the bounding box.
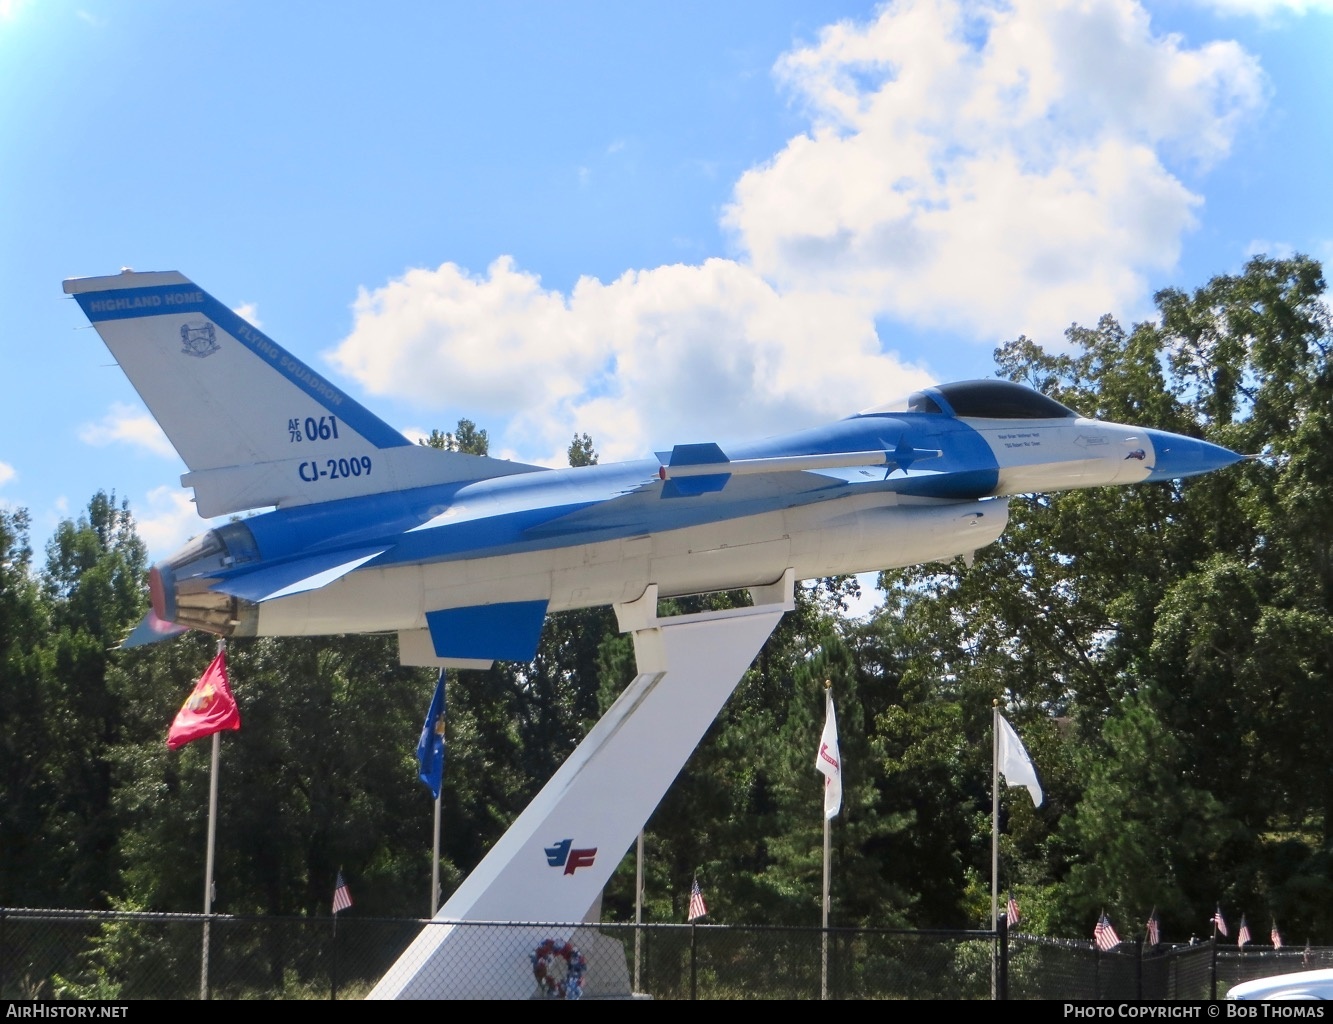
[1142,429,1245,482]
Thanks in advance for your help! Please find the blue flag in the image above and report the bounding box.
[416,670,447,799]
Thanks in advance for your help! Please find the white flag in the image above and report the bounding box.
[997,712,1042,807]
[816,690,842,819]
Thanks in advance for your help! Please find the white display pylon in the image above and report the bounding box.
[367,573,793,1000]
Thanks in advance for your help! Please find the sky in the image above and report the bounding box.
[1,0,1331,573]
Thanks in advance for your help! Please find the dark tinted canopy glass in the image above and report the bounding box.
[935,380,1079,419]
[860,379,1080,419]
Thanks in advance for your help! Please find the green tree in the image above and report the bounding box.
[0,506,54,906]
[420,419,489,455]
[16,258,1332,945]
[567,432,597,467]
[1058,691,1227,935]
[1142,255,1333,938]
[0,494,150,908]
[866,255,1333,939]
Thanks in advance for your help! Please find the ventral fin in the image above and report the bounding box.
[425,601,549,662]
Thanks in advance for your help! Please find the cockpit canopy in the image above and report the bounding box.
[860,379,1080,419]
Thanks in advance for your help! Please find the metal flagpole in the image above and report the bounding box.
[200,638,225,1001]
[821,681,833,1001]
[421,667,446,917]
[821,800,831,1000]
[431,790,442,916]
[634,830,644,993]
[991,699,1000,999]
[991,699,1000,930]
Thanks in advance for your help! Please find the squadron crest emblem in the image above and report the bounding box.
[180,321,219,358]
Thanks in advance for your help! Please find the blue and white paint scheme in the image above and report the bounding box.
[64,270,1245,667]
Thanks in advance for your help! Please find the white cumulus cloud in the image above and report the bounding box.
[0,460,15,487]
[551,261,933,462]
[134,487,204,561]
[726,0,1266,342]
[331,257,934,463]
[326,0,1267,462]
[1197,0,1333,15]
[79,403,176,458]
[331,258,609,421]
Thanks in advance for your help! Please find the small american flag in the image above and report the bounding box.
[1213,906,1228,937]
[1006,892,1020,927]
[332,870,353,915]
[1094,913,1120,952]
[1146,909,1161,947]
[1271,920,1283,950]
[687,878,707,922]
[1238,915,1251,948]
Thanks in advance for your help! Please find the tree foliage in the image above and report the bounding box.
[3,256,1330,950]
[877,254,1333,939]
[419,419,489,455]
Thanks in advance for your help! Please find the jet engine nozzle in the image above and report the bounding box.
[149,521,261,638]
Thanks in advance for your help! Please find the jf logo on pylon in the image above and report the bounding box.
[545,838,597,875]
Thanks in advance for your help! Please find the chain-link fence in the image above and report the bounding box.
[1,908,1326,1000]
[1008,934,1333,1001]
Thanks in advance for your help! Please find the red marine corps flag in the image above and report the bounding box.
[167,649,241,749]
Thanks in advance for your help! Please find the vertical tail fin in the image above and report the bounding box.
[65,270,542,516]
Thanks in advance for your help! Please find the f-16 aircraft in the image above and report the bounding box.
[64,270,1244,667]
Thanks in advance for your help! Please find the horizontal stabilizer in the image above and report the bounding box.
[119,609,190,649]
[180,445,547,519]
[426,601,549,662]
[209,546,386,603]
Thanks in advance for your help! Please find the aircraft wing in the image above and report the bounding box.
[523,437,952,540]
[523,460,870,539]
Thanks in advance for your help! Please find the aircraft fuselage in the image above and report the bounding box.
[63,271,1243,665]
[150,402,1230,663]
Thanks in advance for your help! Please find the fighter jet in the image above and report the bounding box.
[64,270,1244,666]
